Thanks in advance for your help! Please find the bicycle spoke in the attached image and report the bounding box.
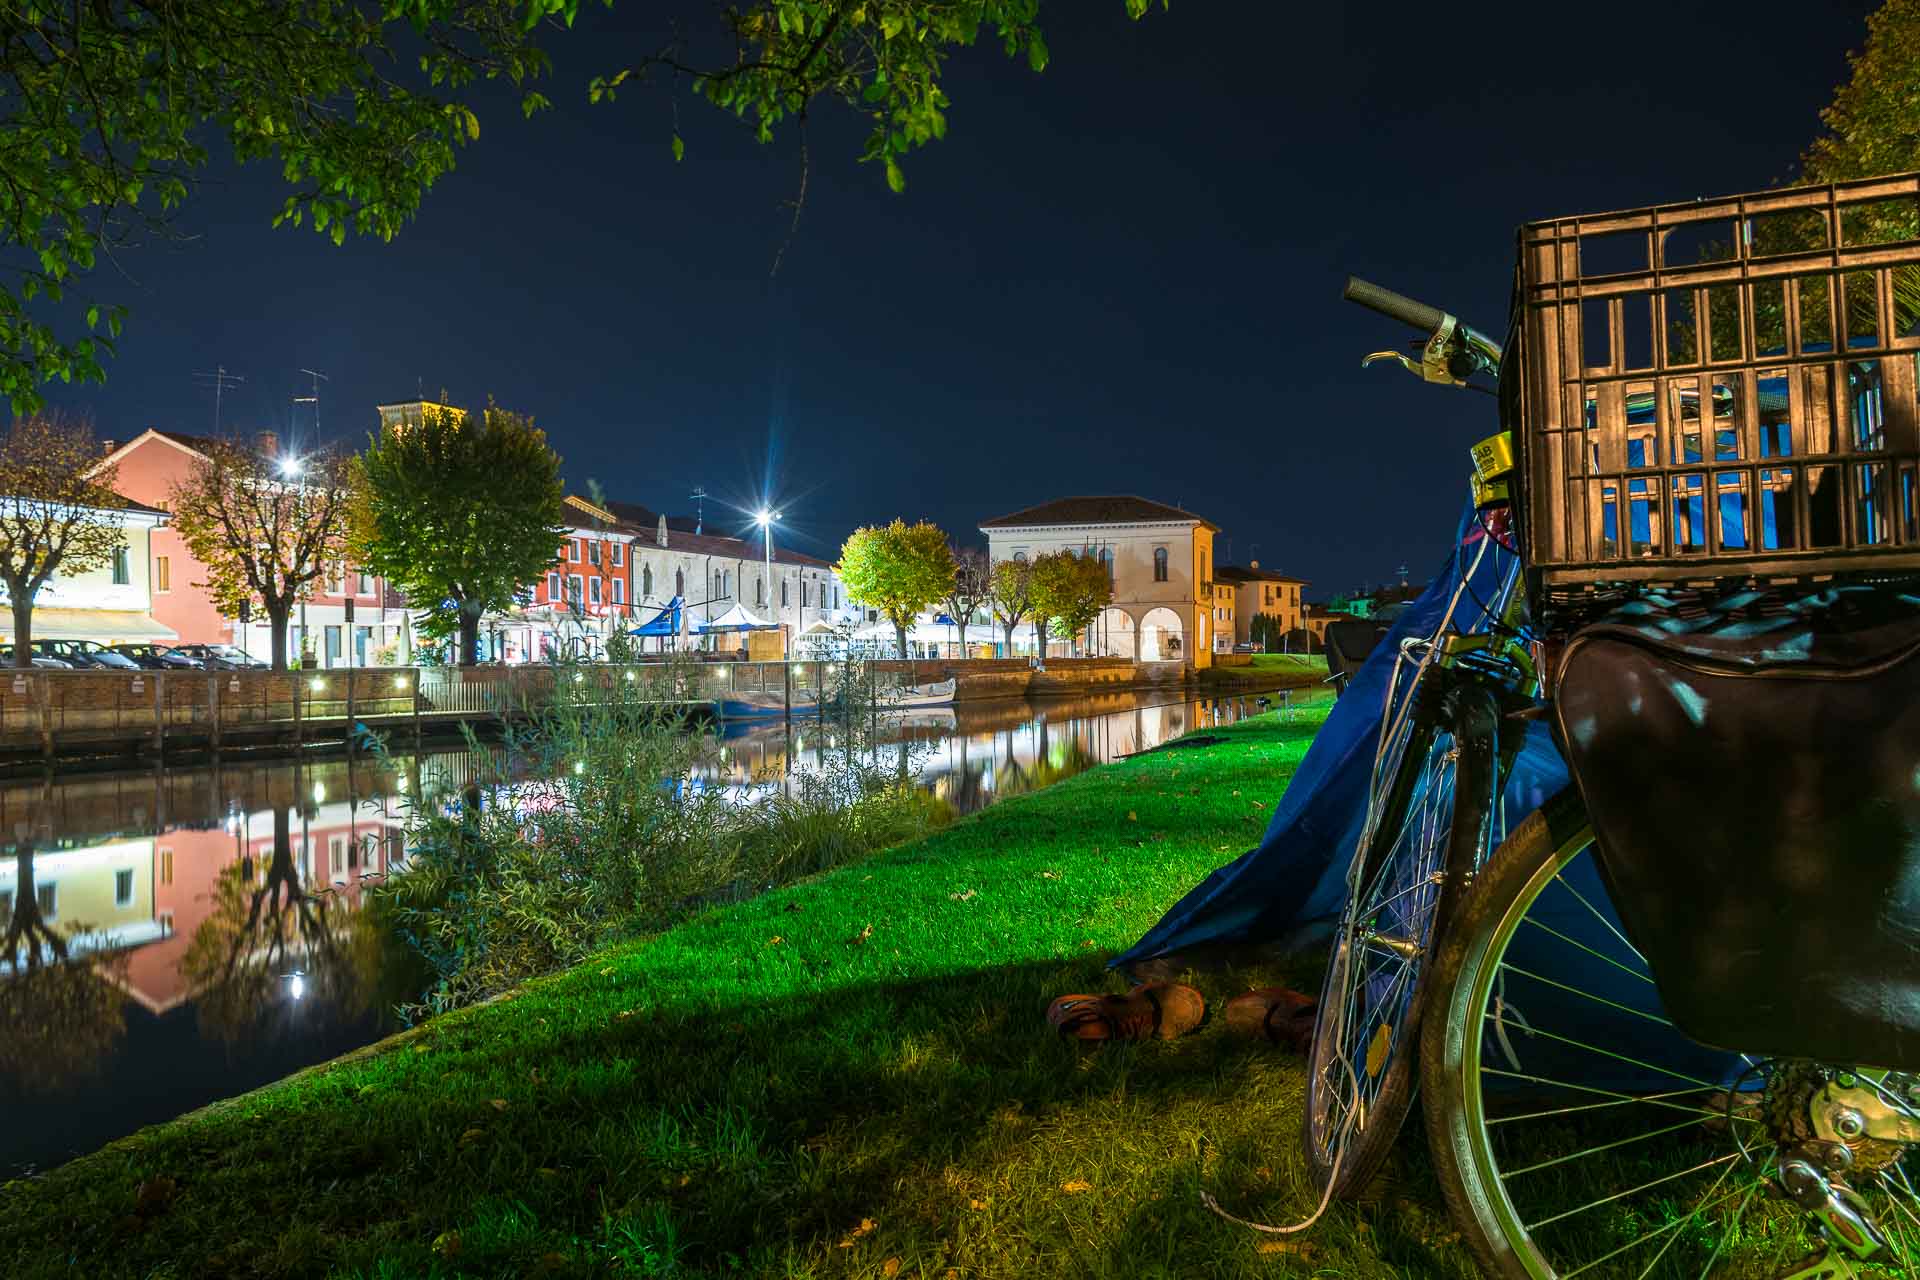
[1484,1016,1733,1094]
[1498,961,1676,1027]
[1518,917,1659,987]
[1525,1151,1742,1231]
[1550,870,1652,975]
[1488,1085,1750,1127]
[1504,1113,1737,1179]
[1547,1159,1742,1279]
[1679,1173,1765,1280]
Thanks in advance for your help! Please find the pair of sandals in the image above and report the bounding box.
[1045,982,1316,1049]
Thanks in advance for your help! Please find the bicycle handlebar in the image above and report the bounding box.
[1343,276,1446,333]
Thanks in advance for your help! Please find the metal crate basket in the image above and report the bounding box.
[1516,172,1920,607]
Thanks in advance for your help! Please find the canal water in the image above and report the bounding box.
[0,687,1309,1175]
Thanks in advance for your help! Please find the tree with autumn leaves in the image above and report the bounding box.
[836,519,955,657]
[0,414,127,668]
[1028,549,1112,656]
[167,443,354,671]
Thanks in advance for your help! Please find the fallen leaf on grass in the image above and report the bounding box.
[599,966,614,977]
[432,1230,462,1259]
[837,1217,877,1247]
[1038,870,1059,880]
[1061,1179,1092,1193]
[357,1084,377,1097]
[490,1098,509,1112]
[1258,1241,1314,1257]
[948,888,976,901]
[459,1127,487,1146]
[1126,811,1137,821]
[767,935,784,947]
[882,1259,902,1277]
[849,923,873,946]
[614,1010,633,1021]
[969,1198,987,1210]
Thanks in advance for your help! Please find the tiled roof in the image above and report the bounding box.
[979,495,1218,531]
[601,499,834,569]
[1215,563,1309,584]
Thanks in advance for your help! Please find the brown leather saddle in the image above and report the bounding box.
[1554,600,1920,1069]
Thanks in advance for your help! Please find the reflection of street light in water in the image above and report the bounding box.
[286,971,307,1001]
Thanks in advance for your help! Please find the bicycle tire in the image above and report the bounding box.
[1300,673,1501,1200]
[1418,788,1920,1278]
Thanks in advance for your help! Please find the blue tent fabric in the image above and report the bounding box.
[630,597,683,637]
[1114,504,1559,970]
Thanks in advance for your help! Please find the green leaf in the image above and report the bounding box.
[1028,34,1049,73]
[884,156,905,194]
[671,133,685,163]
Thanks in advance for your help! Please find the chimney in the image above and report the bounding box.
[255,430,278,459]
[1249,559,1260,570]
[100,438,117,457]
[657,514,669,548]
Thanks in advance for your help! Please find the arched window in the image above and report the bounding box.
[674,569,684,597]
[1153,547,1169,582]
[642,565,653,598]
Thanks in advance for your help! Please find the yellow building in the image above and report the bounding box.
[0,495,175,647]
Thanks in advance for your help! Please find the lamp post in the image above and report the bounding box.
[754,508,781,637]
[279,456,306,667]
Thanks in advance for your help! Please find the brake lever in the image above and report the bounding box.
[1360,313,1469,387]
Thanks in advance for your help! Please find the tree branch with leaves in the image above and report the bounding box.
[351,400,567,666]
[988,555,1034,652]
[167,442,353,670]
[836,519,954,657]
[0,414,126,666]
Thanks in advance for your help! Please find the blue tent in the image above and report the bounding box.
[629,596,684,637]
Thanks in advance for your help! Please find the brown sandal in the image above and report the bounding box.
[1046,983,1205,1041]
[1224,987,1317,1051]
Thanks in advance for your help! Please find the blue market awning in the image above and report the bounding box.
[629,597,683,637]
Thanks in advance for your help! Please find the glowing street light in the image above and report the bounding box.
[279,456,304,478]
[754,509,782,633]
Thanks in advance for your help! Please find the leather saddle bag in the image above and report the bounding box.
[1555,612,1920,1069]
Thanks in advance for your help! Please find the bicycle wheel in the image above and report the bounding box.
[1421,788,1920,1278]
[1301,674,1501,1199]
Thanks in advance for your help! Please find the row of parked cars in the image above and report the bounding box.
[0,641,270,671]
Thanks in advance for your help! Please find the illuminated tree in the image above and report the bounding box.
[352,402,567,666]
[989,556,1036,651]
[1028,549,1112,655]
[836,519,955,657]
[167,442,353,670]
[943,545,991,655]
[3,1,1165,412]
[0,414,127,667]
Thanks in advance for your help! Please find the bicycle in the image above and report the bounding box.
[1307,171,1920,1277]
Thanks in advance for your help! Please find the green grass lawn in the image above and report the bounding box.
[0,694,1474,1279]
[1196,654,1329,688]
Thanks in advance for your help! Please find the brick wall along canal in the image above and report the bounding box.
[0,687,1296,1174]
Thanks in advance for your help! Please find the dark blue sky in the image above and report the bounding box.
[38,0,1876,594]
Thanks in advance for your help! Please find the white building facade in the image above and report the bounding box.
[979,495,1220,669]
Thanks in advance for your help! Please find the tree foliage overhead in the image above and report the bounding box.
[0,413,126,666]
[167,442,353,670]
[1,0,1165,412]
[1801,0,1920,185]
[836,518,954,655]
[351,400,566,664]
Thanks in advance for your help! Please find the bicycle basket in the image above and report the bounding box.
[1516,172,1920,611]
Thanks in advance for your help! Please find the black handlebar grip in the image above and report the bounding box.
[1343,276,1447,334]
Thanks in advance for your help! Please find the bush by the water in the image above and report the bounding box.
[375,655,944,1014]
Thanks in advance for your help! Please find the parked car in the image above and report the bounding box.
[1232,642,1259,654]
[34,639,142,670]
[110,643,204,670]
[168,643,268,670]
[0,645,72,669]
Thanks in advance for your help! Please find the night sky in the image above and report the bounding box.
[34,0,1878,595]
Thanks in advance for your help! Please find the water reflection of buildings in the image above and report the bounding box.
[707,693,1271,815]
[0,762,410,1015]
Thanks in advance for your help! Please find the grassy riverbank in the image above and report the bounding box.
[1,691,1473,1279]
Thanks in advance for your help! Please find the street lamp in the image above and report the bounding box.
[754,508,781,632]
[279,456,303,478]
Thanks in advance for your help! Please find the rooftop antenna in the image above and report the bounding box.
[293,368,329,437]
[1397,563,1409,590]
[689,485,708,535]
[192,365,245,434]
